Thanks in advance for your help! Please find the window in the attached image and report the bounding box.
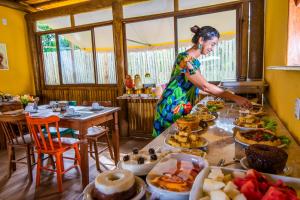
[177,10,237,81]
[36,16,71,32]
[74,8,113,26]
[41,34,60,85]
[37,2,245,87]
[179,0,238,10]
[94,26,117,84]
[58,31,95,84]
[125,17,175,84]
[123,0,174,18]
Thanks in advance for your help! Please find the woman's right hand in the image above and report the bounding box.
[234,95,252,108]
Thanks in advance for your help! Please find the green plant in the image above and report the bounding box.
[207,105,218,113]
[278,136,291,146]
[18,94,34,106]
[262,118,277,132]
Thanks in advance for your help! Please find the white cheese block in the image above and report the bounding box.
[223,181,240,199]
[233,193,247,200]
[208,168,225,181]
[210,190,230,200]
[203,178,226,193]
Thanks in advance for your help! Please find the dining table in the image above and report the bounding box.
[30,105,121,189]
[142,102,300,178]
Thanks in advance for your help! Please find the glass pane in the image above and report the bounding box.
[41,34,60,85]
[94,26,116,84]
[124,0,173,18]
[179,0,238,10]
[36,16,71,32]
[126,17,175,84]
[74,8,113,26]
[177,10,237,81]
[58,31,95,84]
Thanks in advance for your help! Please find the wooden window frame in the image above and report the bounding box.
[33,0,249,90]
[36,19,118,89]
[122,0,245,81]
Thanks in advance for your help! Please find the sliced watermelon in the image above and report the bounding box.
[246,169,268,182]
[234,178,249,189]
[233,170,299,200]
[240,179,264,200]
[261,186,299,200]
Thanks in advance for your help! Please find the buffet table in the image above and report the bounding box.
[142,103,300,178]
[80,102,300,200]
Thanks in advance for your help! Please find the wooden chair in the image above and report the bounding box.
[26,114,80,192]
[0,113,35,182]
[80,100,114,171]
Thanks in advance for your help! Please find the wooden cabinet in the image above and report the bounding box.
[117,97,158,138]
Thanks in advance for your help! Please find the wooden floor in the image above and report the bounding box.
[0,137,151,200]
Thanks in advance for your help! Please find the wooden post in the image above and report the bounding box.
[25,15,42,97]
[248,0,265,80]
[174,0,179,55]
[112,0,125,96]
[112,0,128,136]
[239,1,249,81]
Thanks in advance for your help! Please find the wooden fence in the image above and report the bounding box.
[43,38,236,85]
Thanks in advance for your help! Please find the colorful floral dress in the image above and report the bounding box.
[152,52,201,137]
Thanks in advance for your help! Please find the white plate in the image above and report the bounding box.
[240,157,250,170]
[117,153,161,176]
[191,126,204,133]
[174,125,205,133]
[234,136,287,148]
[89,106,105,111]
[164,134,208,150]
[200,115,216,122]
[146,153,208,200]
[189,166,300,200]
[233,121,262,131]
[82,176,146,200]
[192,114,216,122]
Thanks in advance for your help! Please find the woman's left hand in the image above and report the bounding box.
[234,96,252,108]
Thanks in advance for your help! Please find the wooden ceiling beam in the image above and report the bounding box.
[27,0,148,20]
[29,0,73,8]
[0,0,37,12]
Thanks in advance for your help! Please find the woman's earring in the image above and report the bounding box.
[198,43,202,50]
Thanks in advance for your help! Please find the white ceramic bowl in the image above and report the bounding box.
[146,153,209,200]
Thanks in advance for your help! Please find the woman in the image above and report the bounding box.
[153,25,252,137]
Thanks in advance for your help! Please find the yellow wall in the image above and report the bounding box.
[264,0,300,142]
[0,6,35,95]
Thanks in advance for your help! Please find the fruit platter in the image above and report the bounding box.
[190,167,300,200]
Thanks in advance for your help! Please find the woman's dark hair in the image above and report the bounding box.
[191,25,220,44]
